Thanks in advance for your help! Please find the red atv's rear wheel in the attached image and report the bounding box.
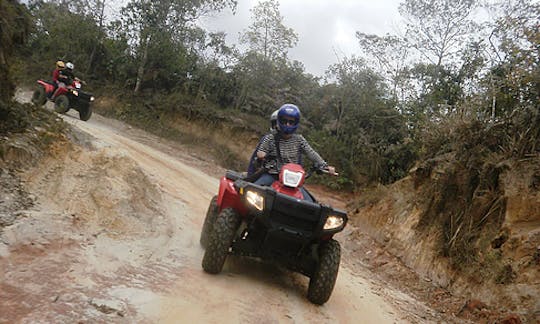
[54,95,70,114]
[31,86,47,106]
[79,105,92,121]
[200,195,218,248]
[307,239,341,305]
[202,208,241,274]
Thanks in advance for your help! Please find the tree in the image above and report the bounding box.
[187,31,238,104]
[80,0,108,75]
[317,56,413,184]
[52,0,109,76]
[0,0,32,101]
[387,0,482,126]
[233,0,302,115]
[324,56,384,138]
[239,0,298,61]
[356,33,411,103]
[483,0,539,118]
[27,0,106,80]
[399,0,479,67]
[120,0,237,94]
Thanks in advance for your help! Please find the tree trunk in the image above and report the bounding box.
[234,83,248,110]
[0,48,5,65]
[86,0,106,75]
[134,34,151,95]
[336,99,345,138]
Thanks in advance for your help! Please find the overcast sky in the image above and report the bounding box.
[200,0,404,77]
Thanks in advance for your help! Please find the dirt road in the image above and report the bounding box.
[1,99,433,323]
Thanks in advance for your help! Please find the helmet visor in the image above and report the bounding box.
[279,117,298,126]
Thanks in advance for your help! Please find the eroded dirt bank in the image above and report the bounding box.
[0,100,445,323]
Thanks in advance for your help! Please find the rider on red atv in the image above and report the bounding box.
[246,109,279,177]
[201,103,345,305]
[56,62,75,86]
[253,104,337,202]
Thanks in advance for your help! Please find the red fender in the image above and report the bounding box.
[272,181,304,199]
[217,176,248,216]
[52,86,69,99]
[272,163,306,199]
[37,80,55,95]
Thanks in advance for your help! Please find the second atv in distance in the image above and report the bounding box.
[32,77,94,121]
[201,163,347,305]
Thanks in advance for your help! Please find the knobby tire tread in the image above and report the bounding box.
[307,239,341,305]
[200,195,218,248]
[201,208,241,274]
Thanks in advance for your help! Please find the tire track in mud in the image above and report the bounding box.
[65,116,217,216]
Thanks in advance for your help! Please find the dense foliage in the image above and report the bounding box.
[7,0,540,189]
[0,0,32,101]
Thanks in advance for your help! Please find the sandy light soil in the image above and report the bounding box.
[1,95,440,323]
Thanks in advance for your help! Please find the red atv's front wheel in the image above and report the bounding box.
[54,95,70,114]
[202,208,241,274]
[79,105,92,121]
[200,195,219,248]
[307,239,341,305]
[31,86,47,106]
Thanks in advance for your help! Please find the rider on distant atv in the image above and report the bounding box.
[50,60,65,98]
[52,60,64,84]
[253,104,337,202]
[52,62,76,97]
[58,62,75,85]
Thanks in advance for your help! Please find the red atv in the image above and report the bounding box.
[31,78,94,121]
[200,163,347,305]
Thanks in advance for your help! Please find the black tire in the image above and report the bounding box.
[200,195,219,248]
[54,95,70,114]
[31,87,47,106]
[307,239,341,305]
[202,208,241,274]
[79,105,92,121]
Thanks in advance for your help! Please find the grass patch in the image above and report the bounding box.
[0,99,66,139]
[0,99,67,168]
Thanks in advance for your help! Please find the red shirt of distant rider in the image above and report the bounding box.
[52,60,65,84]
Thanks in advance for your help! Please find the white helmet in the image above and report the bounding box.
[66,62,74,70]
[270,109,279,130]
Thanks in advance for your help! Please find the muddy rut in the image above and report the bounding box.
[0,99,432,323]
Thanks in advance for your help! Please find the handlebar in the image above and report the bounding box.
[318,167,339,176]
[307,165,338,178]
[256,155,338,177]
[75,77,87,85]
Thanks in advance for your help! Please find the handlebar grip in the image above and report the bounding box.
[319,168,338,176]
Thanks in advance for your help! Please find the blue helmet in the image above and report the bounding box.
[277,104,301,134]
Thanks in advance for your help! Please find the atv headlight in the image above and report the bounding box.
[90,96,95,102]
[283,169,303,188]
[246,190,264,211]
[72,90,79,96]
[323,215,345,230]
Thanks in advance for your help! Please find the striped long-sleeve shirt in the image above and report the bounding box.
[258,133,327,174]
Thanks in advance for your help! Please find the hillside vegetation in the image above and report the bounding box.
[1,0,65,158]
[352,113,539,321]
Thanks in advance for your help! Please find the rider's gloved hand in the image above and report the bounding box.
[256,151,267,160]
[327,166,338,176]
